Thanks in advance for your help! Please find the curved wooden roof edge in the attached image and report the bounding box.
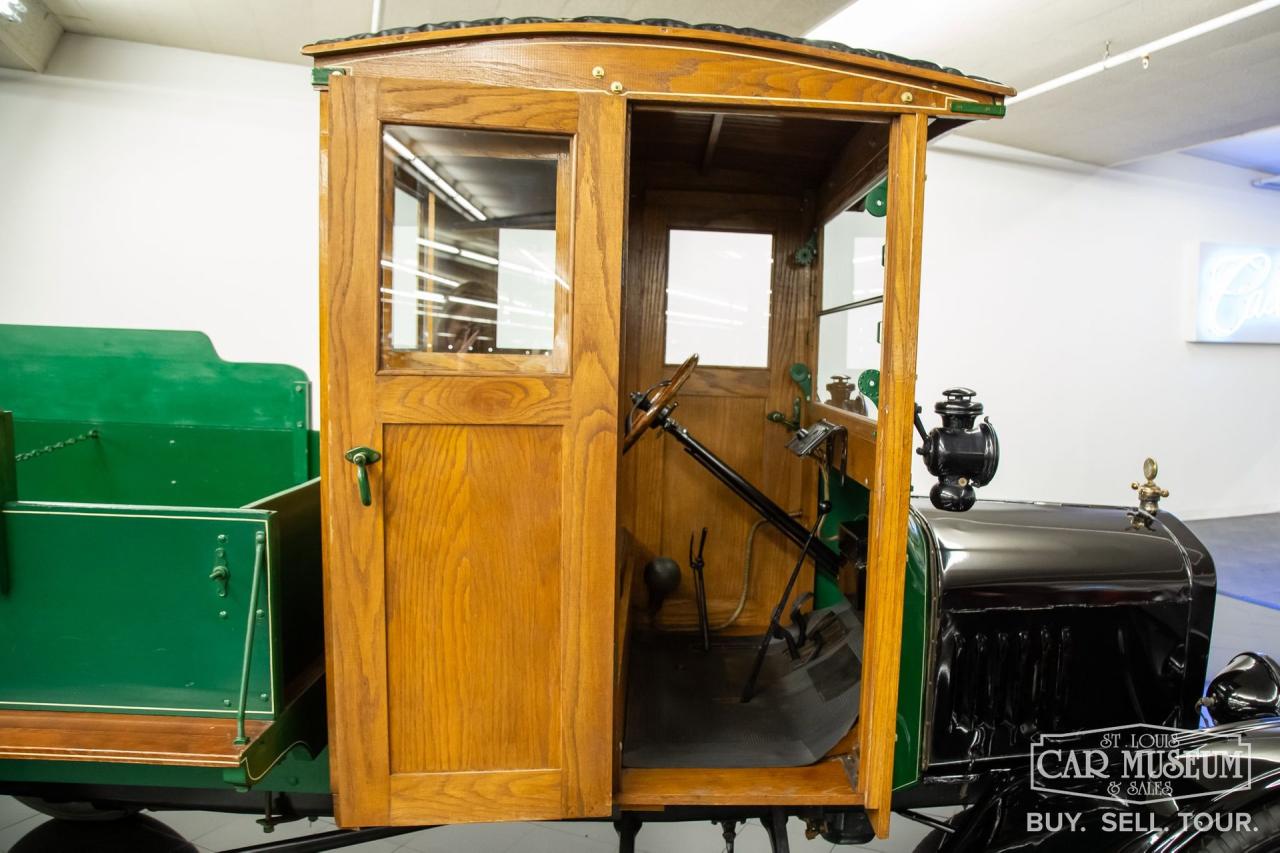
[302,19,1015,98]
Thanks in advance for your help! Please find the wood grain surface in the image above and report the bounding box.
[321,75,392,827]
[616,760,862,807]
[857,111,928,837]
[0,710,268,766]
[384,424,562,774]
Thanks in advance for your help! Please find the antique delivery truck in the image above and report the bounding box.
[2,17,1280,853]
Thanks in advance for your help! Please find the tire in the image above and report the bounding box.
[1190,799,1280,853]
[14,795,138,822]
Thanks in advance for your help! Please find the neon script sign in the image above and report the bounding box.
[1193,244,1280,343]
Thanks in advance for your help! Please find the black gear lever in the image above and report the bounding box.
[689,527,710,652]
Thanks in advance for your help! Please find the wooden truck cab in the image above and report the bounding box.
[306,19,1011,837]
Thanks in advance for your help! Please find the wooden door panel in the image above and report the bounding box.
[384,424,562,774]
[322,75,625,826]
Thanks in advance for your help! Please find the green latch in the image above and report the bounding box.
[950,101,1007,117]
[344,446,381,506]
[210,541,230,598]
[767,363,813,432]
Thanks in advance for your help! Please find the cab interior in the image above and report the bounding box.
[613,105,898,805]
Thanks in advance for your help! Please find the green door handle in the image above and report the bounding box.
[344,446,382,506]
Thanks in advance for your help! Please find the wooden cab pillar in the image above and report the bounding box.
[857,111,929,836]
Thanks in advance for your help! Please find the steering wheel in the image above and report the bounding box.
[623,354,699,453]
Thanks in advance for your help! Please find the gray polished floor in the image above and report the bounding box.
[1188,512,1280,609]
[2,514,1277,852]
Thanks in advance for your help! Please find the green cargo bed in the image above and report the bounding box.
[0,325,326,788]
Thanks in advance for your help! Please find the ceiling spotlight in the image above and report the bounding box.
[0,0,28,24]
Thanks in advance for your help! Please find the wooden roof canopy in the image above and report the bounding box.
[303,18,1012,111]
[304,18,1011,218]
[303,16,1011,94]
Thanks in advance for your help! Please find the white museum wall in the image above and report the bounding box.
[1,35,1277,517]
[0,34,319,415]
[913,138,1280,519]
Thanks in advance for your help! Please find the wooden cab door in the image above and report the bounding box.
[320,75,625,826]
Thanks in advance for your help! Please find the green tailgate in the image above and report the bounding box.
[0,502,276,718]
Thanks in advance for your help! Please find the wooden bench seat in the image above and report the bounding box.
[0,710,270,767]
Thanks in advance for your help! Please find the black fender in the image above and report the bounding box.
[1127,718,1280,853]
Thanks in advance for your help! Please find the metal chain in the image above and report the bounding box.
[14,429,100,463]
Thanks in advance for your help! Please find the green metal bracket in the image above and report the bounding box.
[223,678,328,790]
[789,362,813,400]
[0,411,14,596]
[864,180,888,218]
[767,363,813,432]
[311,67,345,88]
[950,100,1006,117]
[234,531,266,746]
[793,232,818,266]
[857,369,881,408]
[343,446,381,507]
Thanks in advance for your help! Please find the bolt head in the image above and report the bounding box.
[610,81,624,94]
[900,91,914,103]
[591,66,605,78]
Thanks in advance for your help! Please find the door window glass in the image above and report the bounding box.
[380,125,569,372]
